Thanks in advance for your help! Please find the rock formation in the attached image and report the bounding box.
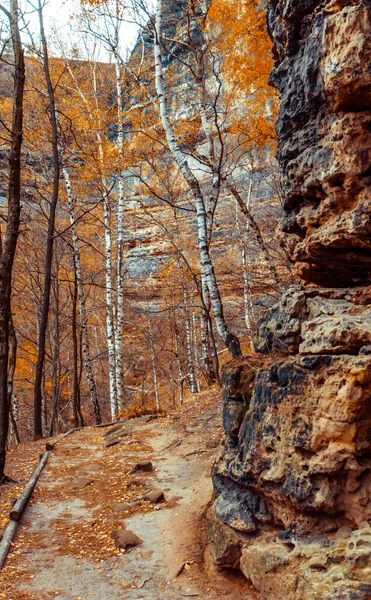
[208,2,371,598]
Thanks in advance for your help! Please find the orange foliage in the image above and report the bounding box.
[208,0,278,152]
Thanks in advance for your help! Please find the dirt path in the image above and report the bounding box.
[0,393,254,600]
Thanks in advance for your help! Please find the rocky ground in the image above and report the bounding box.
[0,391,257,600]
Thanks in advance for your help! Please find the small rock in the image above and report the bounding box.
[174,561,188,578]
[127,478,144,487]
[128,460,154,474]
[335,526,353,540]
[105,437,122,448]
[115,498,142,512]
[111,529,143,550]
[105,426,133,446]
[67,477,94,491]
[140,549,153,560]
[277,530,295,544]
[114,503,131,512]
[144,489,165,504]
[104,423,125,438]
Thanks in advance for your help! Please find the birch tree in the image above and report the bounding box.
[152,0,241,359]
[77,1,127,414]
[60,52,118,419]
[63,168,102,424]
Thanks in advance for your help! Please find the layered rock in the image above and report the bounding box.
[268,0,371,287]
[208,2,371,598]
[255,285,371,355]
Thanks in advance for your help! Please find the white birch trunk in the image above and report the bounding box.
[173,320,184,406]
[114,55,125,414]
[191,310,201,393]
[182,281,197,395]
[92,66,118,420]
[10,393,19,445]
[103,194,118,420]
[12,393,18,424]
[235,175,254,339]
[63,168,101,425]
[153,0,241,358]
[200,280,215,384]
[227,179,285,294]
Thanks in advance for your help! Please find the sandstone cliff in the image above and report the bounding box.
[208,2,371,598]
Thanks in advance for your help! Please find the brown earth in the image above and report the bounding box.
[0,390,259,600]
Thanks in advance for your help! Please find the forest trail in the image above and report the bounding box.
[0,392,256,600]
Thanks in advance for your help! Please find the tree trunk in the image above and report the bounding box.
[227,180,285,294]
[8,318,20,445]
[182,280,197,395]
[71,270,79,429]
[147,314,160,412]
[153,0,241,359]
[114,55,125,415]
[199,280,217,384]
[77,330,85,427]
[103,195,118,420]
[64,168,101,424]
[191,309,201,393]
[235,176,254,340]
[33,0,60,439]
[173,318,184,406]
[41,368,47,435]
[91,64,117,420]
[0,0,24,482]
[48,275,60,437]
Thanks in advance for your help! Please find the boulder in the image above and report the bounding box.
[206,506,243,569]
[213,355,371,535]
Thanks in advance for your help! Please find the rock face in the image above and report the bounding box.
[208,2,371,599]
[255,285,371,355]
[267,0,371,287]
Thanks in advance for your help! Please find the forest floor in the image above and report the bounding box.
[0,390,259,600]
